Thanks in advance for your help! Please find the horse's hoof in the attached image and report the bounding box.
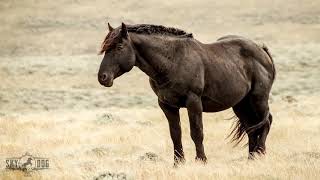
[173,158,186,168]
[195,156,207,164]
[173,157,185,168]
[248,153,255,160]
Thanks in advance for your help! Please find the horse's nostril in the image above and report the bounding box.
[101,73,107,81]
[99,73,108,82]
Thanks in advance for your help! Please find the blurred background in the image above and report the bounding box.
[1,0,320,56]
[0,0,319,179]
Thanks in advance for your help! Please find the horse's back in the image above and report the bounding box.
[216,35,245,41]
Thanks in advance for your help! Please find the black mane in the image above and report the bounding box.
[99,24,193,54]
[127,24,193,38]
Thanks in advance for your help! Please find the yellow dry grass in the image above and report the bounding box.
[0,98,319,179]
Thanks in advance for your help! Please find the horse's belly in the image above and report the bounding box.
[201,96,232,112]
[201,81,250,112]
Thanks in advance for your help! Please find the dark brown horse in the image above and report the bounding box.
[98,23,275,165]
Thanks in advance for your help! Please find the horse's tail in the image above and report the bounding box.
[262,44,276,82]
[245,112,270,135]
[228,112,270,146]
[227,116,247,147]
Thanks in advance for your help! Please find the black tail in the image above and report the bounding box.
[228,116,247,147]
[228,112,271,146]
[246,112,270,135]
[262,44,276,81]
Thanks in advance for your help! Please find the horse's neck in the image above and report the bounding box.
[131,34,176,84]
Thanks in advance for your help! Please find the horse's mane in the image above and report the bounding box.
[126,24,193,38]
[99,24,193,54]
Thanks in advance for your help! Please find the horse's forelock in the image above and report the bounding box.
[99,31,120,54]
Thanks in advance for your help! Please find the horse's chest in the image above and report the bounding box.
[159,89,186,107]
[149,80,188,107]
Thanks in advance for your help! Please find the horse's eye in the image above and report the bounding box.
[116,44,123,50]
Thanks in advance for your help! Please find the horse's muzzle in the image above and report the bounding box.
[98,73,114,87]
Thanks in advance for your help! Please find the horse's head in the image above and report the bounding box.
[98,22,136,87]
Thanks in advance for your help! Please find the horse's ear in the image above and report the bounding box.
[121,22,128,39]
[108,22,114,31]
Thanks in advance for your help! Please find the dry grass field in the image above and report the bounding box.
[0,0,320,179]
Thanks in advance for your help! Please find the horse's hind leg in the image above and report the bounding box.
[232,93,272,158]
[248,87,272,155]
[254,111,272,154]
[232,96,259,158]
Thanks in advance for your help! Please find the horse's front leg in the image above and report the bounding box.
[186,93,207,163]
[158,100,185,166]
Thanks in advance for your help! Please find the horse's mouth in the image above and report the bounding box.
[98,73,114,87]
[102,81,113,87]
